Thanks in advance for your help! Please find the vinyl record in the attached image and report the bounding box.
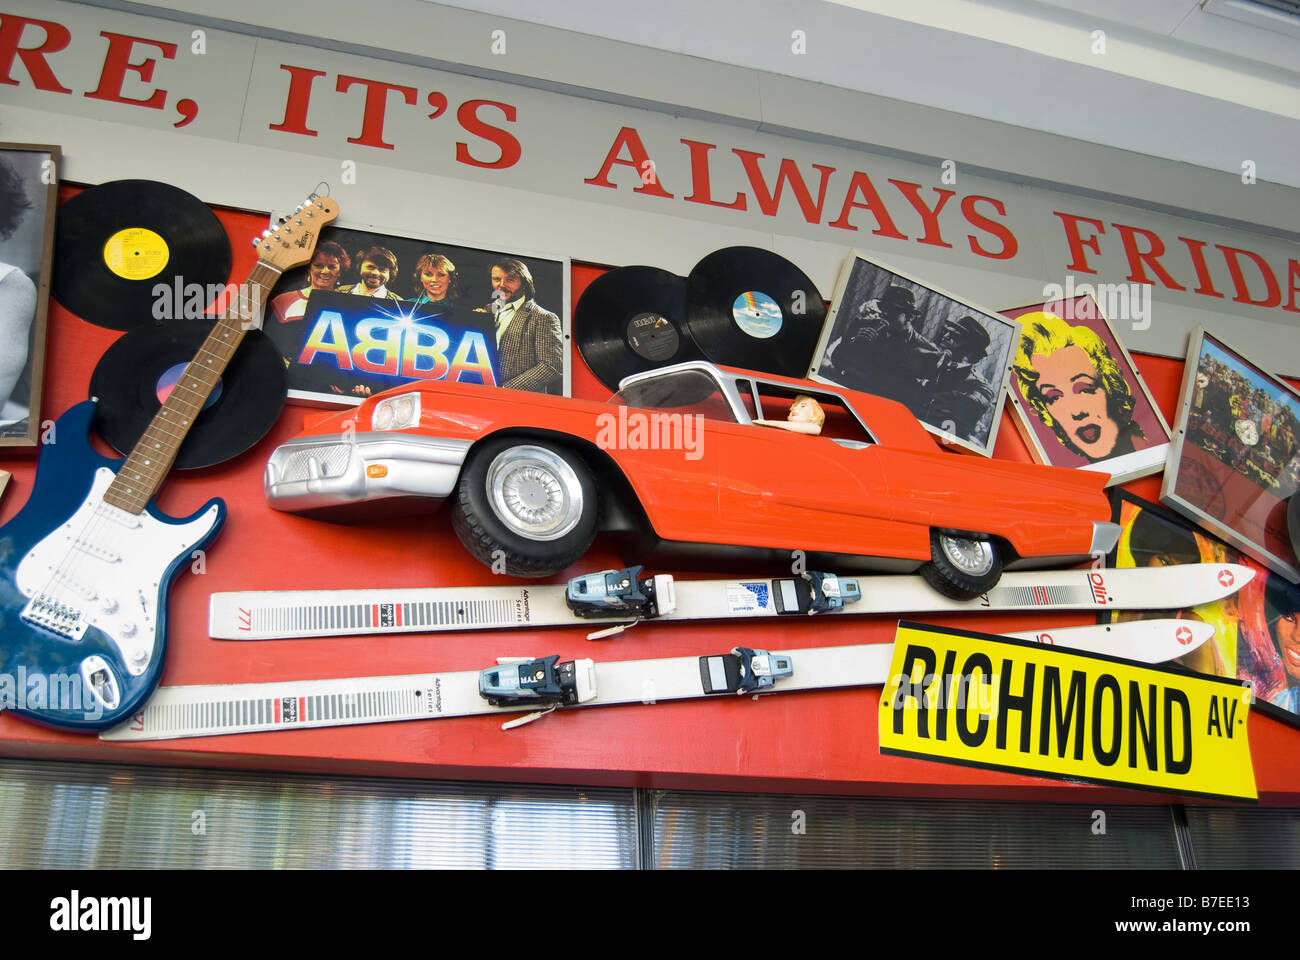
[54,180,232,331]
[89,323,286,469]
[574,266,701,391]
[685,246,826,378]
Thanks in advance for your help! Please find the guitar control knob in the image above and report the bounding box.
[101,598,119,615]
[130,647,148,667]
[120,622,138,638]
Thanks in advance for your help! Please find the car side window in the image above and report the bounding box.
[613,370,741,423]
[753,386,876,445]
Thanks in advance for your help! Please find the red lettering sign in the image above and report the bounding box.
[455,99,521,169]
[336,74,417,150]
[84,30,176,110]
[1053,212,1105,274]
[890,180,955,249]
[0,13,72,93]
[828,170,907,238]
[962,195,1017,260]
[269,64,326,137]
[681,138,746,210]
[584,126,674,198]
[732,149,836,224]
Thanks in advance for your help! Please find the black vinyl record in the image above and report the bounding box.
[685,246,826,378]
[574,266,701,391]
[54,180,232,331]
[89,323,286,469]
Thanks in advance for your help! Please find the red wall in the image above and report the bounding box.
[3,193,1297,804]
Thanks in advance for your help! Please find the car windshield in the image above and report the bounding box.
[612,370,739,422]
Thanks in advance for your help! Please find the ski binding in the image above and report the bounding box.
[733,647,795,694]
[800,572,861,614]
[478,655,597,708]
[565,566,676,620]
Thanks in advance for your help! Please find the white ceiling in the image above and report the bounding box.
[419,0,1300,188]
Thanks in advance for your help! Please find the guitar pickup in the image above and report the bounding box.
[21,594,89,640]
[73,538,121,563]
[51,570,97,602]
[96,502,142,530]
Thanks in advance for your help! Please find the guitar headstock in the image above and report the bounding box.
[252,193,341,271]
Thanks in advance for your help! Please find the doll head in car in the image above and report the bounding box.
[788,395,825,432]
[757,395,825,436]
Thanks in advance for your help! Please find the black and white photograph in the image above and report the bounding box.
[0,143,58,448]
[262,221,569,405]
[809,250,1019,457]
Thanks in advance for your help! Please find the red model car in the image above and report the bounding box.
[265,362,1120,598]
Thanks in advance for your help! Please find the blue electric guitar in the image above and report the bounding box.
[0,192,338,730]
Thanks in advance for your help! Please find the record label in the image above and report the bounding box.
[104,227,170,281]
[627,312,681,362]
[156,361,223,408]
[731,291,783,340]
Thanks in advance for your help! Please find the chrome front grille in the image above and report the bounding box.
[278,444,354,483]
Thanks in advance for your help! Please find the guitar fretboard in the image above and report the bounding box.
[104,263,281,514]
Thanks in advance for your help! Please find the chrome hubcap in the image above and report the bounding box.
[940,535,994,576]
[487,446,583,541]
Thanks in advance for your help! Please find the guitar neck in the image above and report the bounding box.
[104,263,281,514]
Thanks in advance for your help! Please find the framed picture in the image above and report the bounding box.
[1107,490,1300,730]
[1163,327,1300,583]
[0,142,59,448]
[809,250,1019,457]
[1000,294,1171,484]
[261,221,569,405]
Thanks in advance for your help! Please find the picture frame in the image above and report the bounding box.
[1163,326,1300,584]
[1106,489,1300,730]
[1000,294,1171,485]
[261,220,569,405]
[0,142,59,448]
[809,249,1019,457]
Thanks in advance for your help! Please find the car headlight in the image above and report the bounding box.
[371,393,421,431]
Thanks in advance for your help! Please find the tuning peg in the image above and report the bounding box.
[261,227,272,237]
[252,238,260,247]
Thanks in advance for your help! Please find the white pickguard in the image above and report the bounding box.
[14,467,220,676]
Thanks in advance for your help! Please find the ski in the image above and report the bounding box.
[208,563,1253,641]
[102,619,1213,742]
